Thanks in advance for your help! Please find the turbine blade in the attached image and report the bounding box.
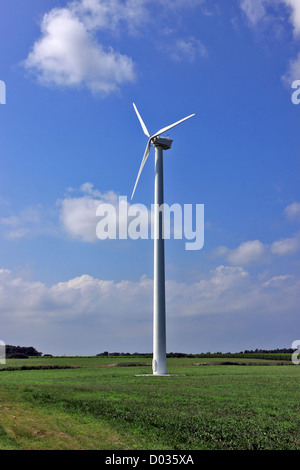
[133,103,151,138]
[152,113,195,139]
[131,139,151,200]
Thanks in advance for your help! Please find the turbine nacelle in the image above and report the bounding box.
[131,103,195,200]
[152,135,173,150]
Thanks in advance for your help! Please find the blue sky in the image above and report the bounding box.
[0,0,300,355]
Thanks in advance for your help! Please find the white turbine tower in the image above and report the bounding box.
[131,103,195,376]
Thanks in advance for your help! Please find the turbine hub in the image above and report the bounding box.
[152,136,173,150]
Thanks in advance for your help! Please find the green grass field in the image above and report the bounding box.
[0,355,299,450]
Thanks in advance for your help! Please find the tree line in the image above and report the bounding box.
[4,345,295,359]
[97,348,295,357]
[5,345,42,358]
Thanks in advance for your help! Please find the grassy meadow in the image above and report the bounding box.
[0,355,299,450]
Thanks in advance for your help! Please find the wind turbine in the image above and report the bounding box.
[131,103,195,375]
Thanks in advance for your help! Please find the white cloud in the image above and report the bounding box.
[227,240,265,265]
[166,37,208,62]
[214,200,300,266]
[215,240,266,266]
[269,203,300,255]
[24,0,208,93]
[280,0,300,82]
[215,235,300,265]
[58,182,150,242]
[59,193,102,242]
[0,183,151,243]
[71,0,150,33]
[0,265,299,354]
[0,265,256,320]
[282,52,300,84]
[239,0,300,32]
[271,235,300,255]
[0,205,57,240]
[58,183,120,242]
[0,183,121,242]
[239,0,268,25]
[282,0,300,36]
[284,201,300,221]
[239,0,300,84]
[263,274,294,286]
[24,5,136,94]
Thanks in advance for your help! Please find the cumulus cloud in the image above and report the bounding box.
[271,235,300,255]
[58,182,150,242]
[284,201,300,221]
[0,182,174,243]
[213,200,300,266]
[23,0,208,93]
[227,240,265,265]
[0,183,124,242]
[268,203,300,255]
[214,240,266,266]
[58,183,119,242]
[215,235,300,265]
[23,3,136,94]
[0,264,299,354]
[0,267,259,315]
